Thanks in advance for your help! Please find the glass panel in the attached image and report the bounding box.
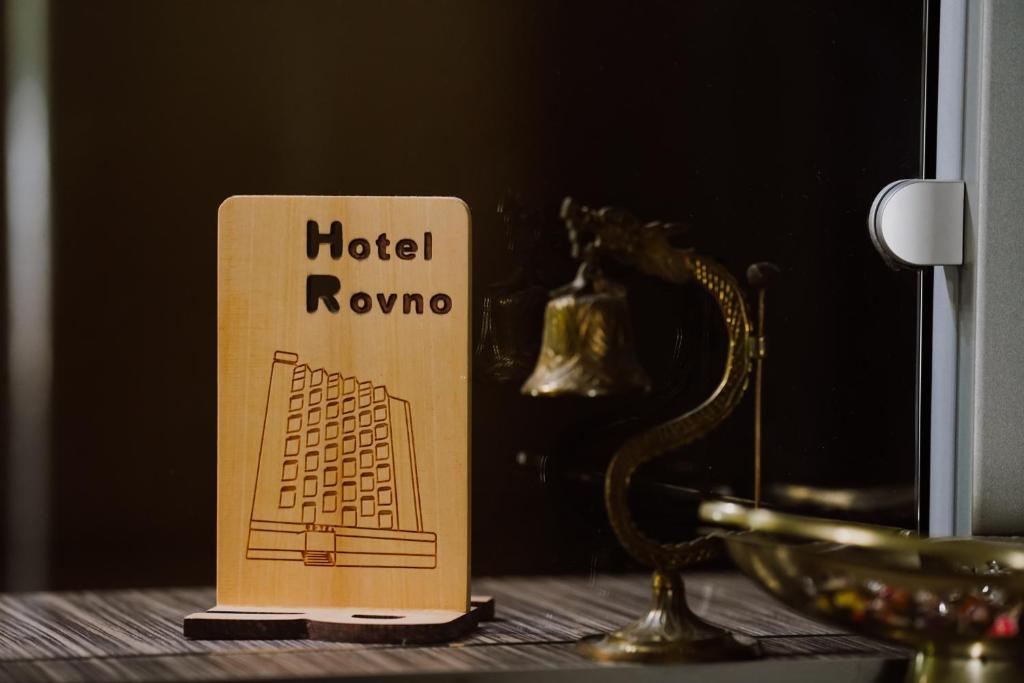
[40,0,925,587]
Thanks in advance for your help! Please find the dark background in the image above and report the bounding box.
[2,0,924,589]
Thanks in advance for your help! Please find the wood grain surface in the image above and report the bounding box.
[183,597,494,643]
[0,573,910,682]
[217,196,470,612]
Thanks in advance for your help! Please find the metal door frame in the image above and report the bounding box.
[929,0,1024,536]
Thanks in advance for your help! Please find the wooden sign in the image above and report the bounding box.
[185,196,481,642]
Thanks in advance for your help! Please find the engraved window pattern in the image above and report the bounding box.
[277,363,399,529]
[248,351,435,569]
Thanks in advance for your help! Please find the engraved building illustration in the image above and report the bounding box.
[248,351,437,568]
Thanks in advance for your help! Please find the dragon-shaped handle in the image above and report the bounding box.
[561,199,756,569]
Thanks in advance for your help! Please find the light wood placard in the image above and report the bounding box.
[213,195,470,615]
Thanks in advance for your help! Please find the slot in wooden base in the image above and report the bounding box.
[184,596,494,644]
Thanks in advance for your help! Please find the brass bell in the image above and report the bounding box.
[521,273,651,397]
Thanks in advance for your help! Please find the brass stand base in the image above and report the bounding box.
[906,653,1023,683]
[576,570,757,663]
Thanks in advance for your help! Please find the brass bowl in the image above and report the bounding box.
[701,501,1024,570]
[700,502,1024,683]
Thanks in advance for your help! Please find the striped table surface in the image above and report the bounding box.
[0,572,910,683]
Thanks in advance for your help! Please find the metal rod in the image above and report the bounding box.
[753,289,766,508]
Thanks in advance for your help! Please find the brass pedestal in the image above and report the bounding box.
[576,570,756,662]
[906,653,1021,683]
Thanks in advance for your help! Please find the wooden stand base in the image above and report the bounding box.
[184,596,494,644]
